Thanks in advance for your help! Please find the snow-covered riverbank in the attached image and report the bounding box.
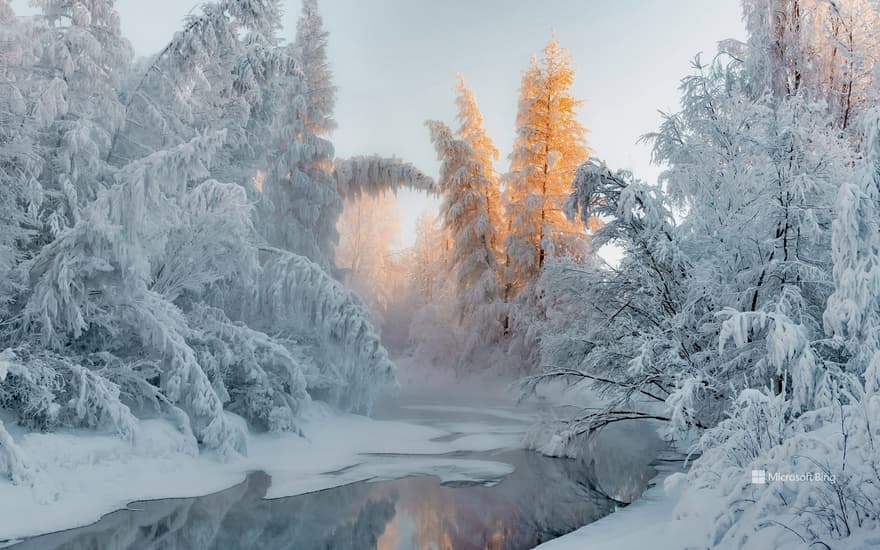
[2,392,690,550]
[0,403,526,544]
[537,468,721,550]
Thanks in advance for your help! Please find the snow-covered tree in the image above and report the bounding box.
[258,0,340,270]
[427,108,501,324]
[404,211,459,368]
[34,0,131,233]
[741,0,880,128]
[454,75,503,257]
[530,43,857,436]
[0,1,55,316]
[294,0,336,137]
[503,37,590,299]
[408,211,451,307]
[424,72,517,368]
[524,2,880,546]
[0,0,430,483]
[522,159,692,437]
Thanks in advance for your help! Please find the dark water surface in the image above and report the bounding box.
[13,447,625,550]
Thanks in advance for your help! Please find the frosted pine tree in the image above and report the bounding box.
[426,78,504,365]
[36,0,131,228]
[454,75,504,258]
[259,0,341,270]
[504,37,590,298]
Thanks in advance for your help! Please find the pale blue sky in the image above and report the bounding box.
[13,0,745,245]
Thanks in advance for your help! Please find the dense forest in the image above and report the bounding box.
[3,0,880,548]
[0,0,434,470]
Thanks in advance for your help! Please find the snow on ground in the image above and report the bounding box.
[0,402,531,543]
[536,468,725,550]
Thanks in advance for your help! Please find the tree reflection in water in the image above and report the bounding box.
[16,451,635,550]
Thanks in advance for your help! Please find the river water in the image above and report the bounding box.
[14,403,652,550]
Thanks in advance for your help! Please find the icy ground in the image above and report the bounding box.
[0,401,531,544]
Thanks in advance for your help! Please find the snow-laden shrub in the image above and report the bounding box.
[0,419,32,484]
[0,347,136,439]
[250,251,397,415]
[682,109,880,548]
[188,304,310,433]
[691,392,880,548]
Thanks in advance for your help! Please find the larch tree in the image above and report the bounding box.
[426,77,505,362]
[454,75,504,258]
[503,37,590,299]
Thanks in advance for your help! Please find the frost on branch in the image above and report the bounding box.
[187,304,310,433]
[249,250,397,415]
[335,156,435,199]
[0,418,32,485]
[0,349,35,485]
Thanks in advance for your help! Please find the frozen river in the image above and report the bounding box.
[12,402,654,549]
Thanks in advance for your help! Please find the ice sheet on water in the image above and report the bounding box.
[0,406,528,541]
[265,456,515,499]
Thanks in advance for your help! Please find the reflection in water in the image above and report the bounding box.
[16,451,628,550]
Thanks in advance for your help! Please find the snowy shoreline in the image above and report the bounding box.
[0,400,677,549]
[536,467,717,550]
[0,406,524,543]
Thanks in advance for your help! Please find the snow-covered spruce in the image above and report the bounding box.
[426,95,504,367]
[0,0,423,483]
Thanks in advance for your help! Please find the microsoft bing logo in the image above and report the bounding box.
[749,469,836,483]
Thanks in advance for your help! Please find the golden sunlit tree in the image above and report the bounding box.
[503,36,590,298]
[454,75,504,258]
[427,82,501,303]
[426,76,507,363]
